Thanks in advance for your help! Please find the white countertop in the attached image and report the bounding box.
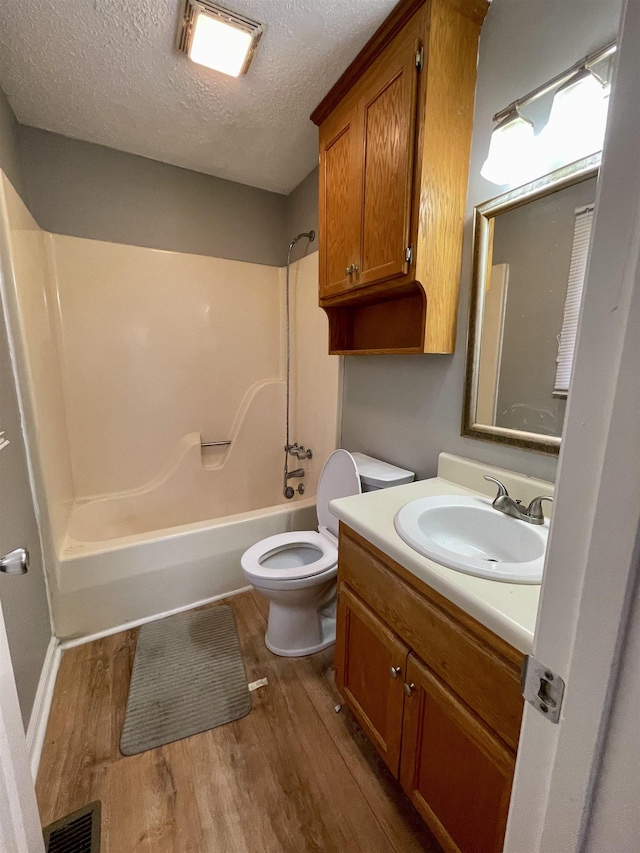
[330,473,542,654]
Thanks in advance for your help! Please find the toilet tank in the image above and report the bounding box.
[351,452,415,492]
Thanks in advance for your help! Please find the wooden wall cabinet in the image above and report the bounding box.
[335,525,524,853]
[312,0,489,355]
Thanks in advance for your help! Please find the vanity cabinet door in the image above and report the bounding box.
[400,654,515,853]
[335,584,409,777]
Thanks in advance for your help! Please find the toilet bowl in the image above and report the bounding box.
[241,449,415,657]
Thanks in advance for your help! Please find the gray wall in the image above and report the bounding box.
[341,0,621,483]
[18,126,290,267]
[493,176,597,435]
[0,91,51,726]
[0,87,26,201]
[286,166,319,262]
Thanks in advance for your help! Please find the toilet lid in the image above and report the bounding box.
[317,449,361,538]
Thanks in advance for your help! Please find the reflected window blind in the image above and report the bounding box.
[554,204,595,395]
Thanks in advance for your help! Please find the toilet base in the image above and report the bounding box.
[264,586,337,657]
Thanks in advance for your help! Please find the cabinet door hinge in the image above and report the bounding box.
[405,245,414,265]
[521,655,565,723]
[415,47,424,72]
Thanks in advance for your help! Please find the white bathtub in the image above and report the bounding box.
[53,497,317,639]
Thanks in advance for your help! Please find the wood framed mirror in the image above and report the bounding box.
[463,154,600,454]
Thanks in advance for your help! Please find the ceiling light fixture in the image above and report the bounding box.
[176,1,264,77]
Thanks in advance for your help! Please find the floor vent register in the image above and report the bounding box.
[43,801,101,853]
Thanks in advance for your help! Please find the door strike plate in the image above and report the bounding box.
[521,655,565,723]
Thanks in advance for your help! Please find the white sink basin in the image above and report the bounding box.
[394,495,547,583]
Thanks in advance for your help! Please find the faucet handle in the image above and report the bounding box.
[484,475,509,498]
[526,495,553,523]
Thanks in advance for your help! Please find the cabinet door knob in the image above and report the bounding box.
[344,264,358,276]
[404,682,416,696]
[390,666,401,679]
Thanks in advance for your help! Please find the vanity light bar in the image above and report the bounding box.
[492,39,617,124]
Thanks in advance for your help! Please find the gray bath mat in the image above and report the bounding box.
[120,606,252,755]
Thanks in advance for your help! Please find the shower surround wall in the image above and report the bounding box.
[52,236,284,510]
[0,170,339,637]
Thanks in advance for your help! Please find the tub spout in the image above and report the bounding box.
[286,468,305,479]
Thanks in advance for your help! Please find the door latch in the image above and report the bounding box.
[521,655,565,723]
[0,547,30,575]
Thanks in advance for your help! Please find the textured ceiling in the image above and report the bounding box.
[0,0,399,194]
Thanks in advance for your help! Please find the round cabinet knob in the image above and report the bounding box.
[403,682,416,696]
[345,266,352,276]
[390,666,401,679]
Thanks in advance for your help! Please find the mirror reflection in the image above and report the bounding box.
[465,156,599,453]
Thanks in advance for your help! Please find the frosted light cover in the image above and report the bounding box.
[189,11,253,77]
[539,71,610,171]
[481,113,535,186]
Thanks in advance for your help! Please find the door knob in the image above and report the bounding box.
[403,682,415,696]
[0,547,29,575]
[344,264,358,276]
[390,666,401,679]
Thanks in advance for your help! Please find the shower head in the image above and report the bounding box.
[287,230,316,253]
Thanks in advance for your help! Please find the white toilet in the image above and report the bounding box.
[241,449,414,656]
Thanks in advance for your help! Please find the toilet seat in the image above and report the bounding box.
[241,530,337,583]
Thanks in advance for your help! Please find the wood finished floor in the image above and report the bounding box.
[37,591,441,853]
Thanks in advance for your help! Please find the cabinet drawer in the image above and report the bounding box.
[338,529,524,750]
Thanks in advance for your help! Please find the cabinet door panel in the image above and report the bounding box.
[357,21,420,288]
[319,103,361,298]
[400,654,514,853]
[335,584,409,776]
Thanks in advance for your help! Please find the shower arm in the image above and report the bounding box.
[283,231,316,498]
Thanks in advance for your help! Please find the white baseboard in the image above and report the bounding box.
[58,584,253,651]
[26,636,61,781]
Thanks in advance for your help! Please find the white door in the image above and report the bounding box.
[505,0,640,849]
[0,596,45,852]
[0,164,48,852]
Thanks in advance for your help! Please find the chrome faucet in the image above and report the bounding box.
[286,468,305,480]
[484,476,553,525]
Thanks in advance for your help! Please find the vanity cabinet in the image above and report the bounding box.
[311,0,489,354]
[335,525,524,853]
